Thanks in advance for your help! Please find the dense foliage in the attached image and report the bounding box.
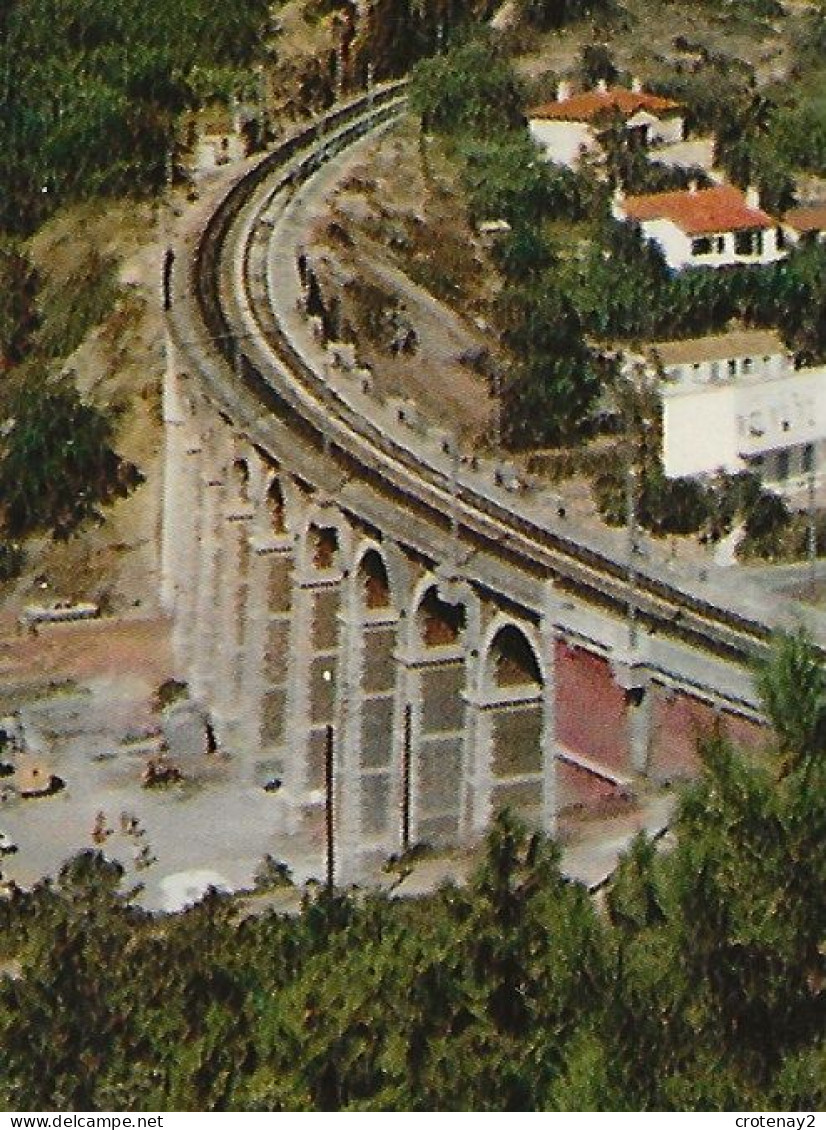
[410,37,602,446]
[557,210,826,363]
[409,28,826,451]
[409,34,525,136]
[0,633,824,1110]
[0,236,141,557]
[0,240,40,368]
[349,0,499,85]
[496,277,601,446]
[0,371,142,540]
[517,0,613,32]
[0,0,271,234]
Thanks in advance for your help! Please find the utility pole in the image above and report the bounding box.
[401,704,412,853]
[325,722,335,892]
[808,455,817,601]
[493,372,502,454]
[626,460,639,652]
[159,146,175,316]
[622,358,639,652]
[256,63,268,144]
[335,38,345,101]
[449,435,461,570]
[366,61,374,106]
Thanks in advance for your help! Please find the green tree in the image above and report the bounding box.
[0,0,271,234]
[459,135,584,226]
[408,36,525,137]
[0,239,39,367]
[579,42,618,87]
[0,370,141,539]
[518,0,610,32]
[754,628,826,774]
[497,278,600,446]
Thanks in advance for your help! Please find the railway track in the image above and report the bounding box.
[175,85,791,672]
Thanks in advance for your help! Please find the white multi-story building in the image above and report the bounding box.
[614,183,786,271]
[528,80,685,169]
[644,329,826,490]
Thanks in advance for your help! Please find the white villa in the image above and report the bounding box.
[528,80,685,169]
[613,183,786,271]
[644,329,826,490]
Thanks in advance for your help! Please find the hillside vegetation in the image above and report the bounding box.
[401,19,826,555]
[0,0,271,235]
[0,634,825,1110]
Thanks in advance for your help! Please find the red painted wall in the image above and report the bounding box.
[649,685,766,782]
[555,640,630,773]
[556,758,624,812]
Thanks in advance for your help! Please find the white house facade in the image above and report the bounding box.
[614,184,785,271]
[528,81,684,169]
[645,329,826,490]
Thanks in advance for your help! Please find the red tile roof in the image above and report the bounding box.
[619,184,776,235]
[783,205,826,233]
[529,86,683,123]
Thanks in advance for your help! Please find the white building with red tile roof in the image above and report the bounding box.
[528,80,685,168]
[613,183,786,270]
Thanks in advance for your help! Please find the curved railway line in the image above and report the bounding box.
[170,85,797,674]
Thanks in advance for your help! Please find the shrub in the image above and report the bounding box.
[0,240,40,367]
[738,490,792,558]
[154,679,189,711]
[408,35,525,137]
[0,541,25,583]
[0,370,142,539]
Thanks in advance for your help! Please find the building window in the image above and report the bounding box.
[715,235,725,253]
[803,443,815,474]
[742,357,753,375]
[691,236,713,256]
[710,361,721,381]
[727,359,737,378]
[777,450,790,480]
[734,229,764,256]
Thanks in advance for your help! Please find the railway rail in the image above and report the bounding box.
[173,84,794,674]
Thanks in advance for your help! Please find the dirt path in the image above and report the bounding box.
[305,123,500,445]
[0,616,174,692]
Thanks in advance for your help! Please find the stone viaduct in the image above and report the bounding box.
[161,85,784,882]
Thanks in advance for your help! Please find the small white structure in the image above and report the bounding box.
[782,203,826,247]
[528,80,684,169]
[614,184,785,271]
[646,329,826,489]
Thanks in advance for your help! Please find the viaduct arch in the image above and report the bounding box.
[161,85,783,882]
